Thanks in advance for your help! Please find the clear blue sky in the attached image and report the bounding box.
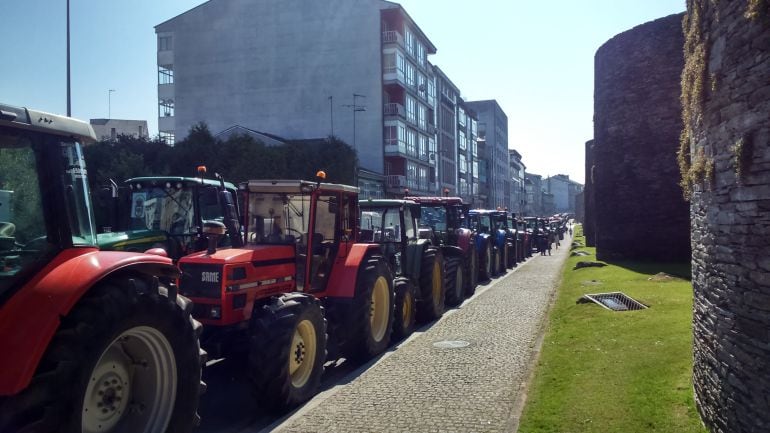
[0,0,685,184]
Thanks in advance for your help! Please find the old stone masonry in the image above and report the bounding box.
[261,237,571,433]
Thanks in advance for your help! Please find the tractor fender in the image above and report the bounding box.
[454,228,473,253]
[495,230,507,248]
[440,245,464,259]
[475,233,490,252]
[0,248,178,396]
[404,239,431,279]
[324,243,381,299]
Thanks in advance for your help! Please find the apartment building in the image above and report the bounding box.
[509,149,526,214]
[89,119,149,141]
[466,100,510,209]
[156,0,455,198]
[545,174,584,213]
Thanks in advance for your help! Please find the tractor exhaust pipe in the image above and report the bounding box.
[202,221,226,255]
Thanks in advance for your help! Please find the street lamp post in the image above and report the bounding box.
[66,0,71,116]
[342,93,366,186]
[108,89,115,118]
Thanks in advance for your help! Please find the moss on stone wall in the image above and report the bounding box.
[679,1,708,199]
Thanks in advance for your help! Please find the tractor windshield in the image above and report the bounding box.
[419,205,447,231]
[245,192,311,245]
[471,214,492,234]
[128,185,194,235]
[360,208,401,243]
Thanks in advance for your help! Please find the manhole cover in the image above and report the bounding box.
[433,340,471,349]
[578,292,647,311]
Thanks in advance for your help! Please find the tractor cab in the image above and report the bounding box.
[178,176,360,327]
[0,104,99,300]
[358,199,421,277]
[96,171,240,260]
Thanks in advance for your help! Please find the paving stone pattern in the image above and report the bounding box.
[272,238,570,433]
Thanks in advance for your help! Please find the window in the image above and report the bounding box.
[159,132,175,146]
[406,161,418,189]
[418,104,426,130]
[406,129,416,156]
[417,43,426,67]
[158,35,173,51]
[405,29,415,56]
[159,99,174,117]
[383,52,396,73]
[405,62,415,87]
[459,130,467,151]
[384,125,398,146]
[158,65,174,85]
[406,96,416,124]
[396,52,406,81]
[429,136,436,158]
[418,134,427,159]
[427,79,436,106]
[459,154,467,174]
[418,166,428,191]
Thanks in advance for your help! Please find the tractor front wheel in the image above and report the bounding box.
[0,278,205,433]
[344,254,394,361]
[392,278,417,341]
[445,256,464,307]
[249,293,327,412]
[417,248,445,323]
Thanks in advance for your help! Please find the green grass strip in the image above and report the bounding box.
[518,226,706,433]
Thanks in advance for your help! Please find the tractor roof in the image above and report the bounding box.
[469,209,507,216]
[359,199,418,208]
[241,179,358,194]
[0,102,97,144]
[404,196,465,205]
[126,176,236,190]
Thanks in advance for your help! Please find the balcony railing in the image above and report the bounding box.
[386,175,407,188]
[384,103,405,118]
[382,31,403,46]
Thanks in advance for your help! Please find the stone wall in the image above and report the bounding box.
[686,1,770,432]
[593,13,690,262]
[584,140,596,246]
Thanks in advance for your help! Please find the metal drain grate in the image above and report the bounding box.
[579,292,647,311]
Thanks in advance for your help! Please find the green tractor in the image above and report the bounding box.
[96,170,242,260]
[359,199,446,336]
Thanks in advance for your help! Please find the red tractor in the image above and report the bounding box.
[176,175,393,411]
[0,103,205,432]
[405,196,478,306]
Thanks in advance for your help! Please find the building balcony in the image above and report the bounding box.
[384,141,406,157]
[382,31,404,47]
[158,115,175,133]
[384,103,405,119]
[158,83,174,100]
[386,175,407,188]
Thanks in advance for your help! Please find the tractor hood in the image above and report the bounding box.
[179,244,295,265]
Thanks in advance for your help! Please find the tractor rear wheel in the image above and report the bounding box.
[465,248,479,297]
[344,254,394,361]
[0,278,205,433]
[392,278,416,341]
[249,293,327,412]
[445,256,464,307]
[417,248,445,323]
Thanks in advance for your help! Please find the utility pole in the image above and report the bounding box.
[108,89,115,118]
[66,0,71,116]
[342,93,366,186]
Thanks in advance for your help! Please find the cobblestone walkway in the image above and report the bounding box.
[265,238,571,433]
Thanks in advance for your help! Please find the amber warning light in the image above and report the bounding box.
[316,170,327,180]
[197,165,207,175]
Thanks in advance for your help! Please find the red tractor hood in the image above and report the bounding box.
[179,244,295,265]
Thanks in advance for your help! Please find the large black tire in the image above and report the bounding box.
[444,256,464,307]
[0,277,205,433]
[343,254,394,361]
[392,278,416,341]
[417,247,445,323]
[249,293,327,412]
[465,247,479,297]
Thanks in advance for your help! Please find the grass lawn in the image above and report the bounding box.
[518,226,706,433]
